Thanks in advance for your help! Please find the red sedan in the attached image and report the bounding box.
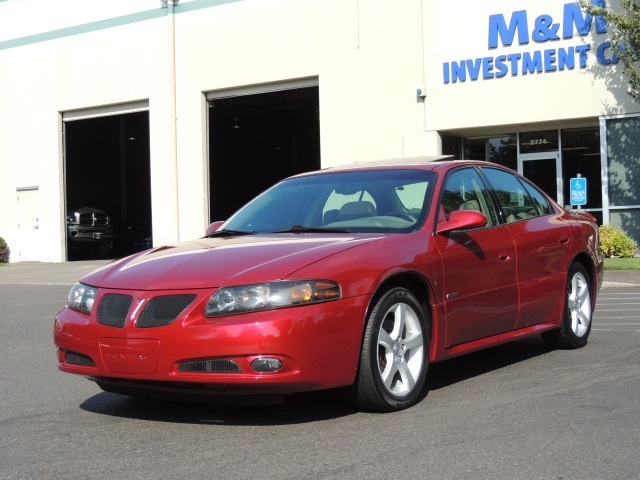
[54,158,603,411]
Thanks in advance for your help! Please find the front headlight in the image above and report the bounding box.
[204,280,341,317]
[67,283,97,314]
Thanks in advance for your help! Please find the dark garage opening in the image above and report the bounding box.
[64,111,152,261]
[208,86,321,221]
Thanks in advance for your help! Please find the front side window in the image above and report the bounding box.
[440,168,498,227]
[222,170,436,233]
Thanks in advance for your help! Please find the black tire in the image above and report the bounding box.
[542,263,593,349]
[347,287,430,412]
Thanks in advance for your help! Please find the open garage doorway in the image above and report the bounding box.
[208,84,320,221]
[64,110,152,261]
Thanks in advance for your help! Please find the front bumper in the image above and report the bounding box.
[54,287,369,396]
[67,225,113,242]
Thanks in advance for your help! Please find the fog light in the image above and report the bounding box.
[251,357,283,373]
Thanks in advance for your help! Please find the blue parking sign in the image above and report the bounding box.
[570,177,587,206]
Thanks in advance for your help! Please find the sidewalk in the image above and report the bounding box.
[600,270,640,288]
[0,260,639,288]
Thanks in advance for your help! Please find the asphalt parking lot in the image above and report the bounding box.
[0,263,639,479]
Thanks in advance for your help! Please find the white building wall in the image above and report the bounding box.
[0,11,168,261]
[174,0,426,239]
[1,0,637,262]
[0,0,425,261]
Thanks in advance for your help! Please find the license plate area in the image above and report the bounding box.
[100,338,160,374]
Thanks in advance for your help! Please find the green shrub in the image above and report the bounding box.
[599,224,637,258]
[0,236,7,263]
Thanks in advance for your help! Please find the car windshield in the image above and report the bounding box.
[221,169,436,234]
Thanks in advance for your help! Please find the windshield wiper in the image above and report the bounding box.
[270,225,352,234]
[206,228,257,238]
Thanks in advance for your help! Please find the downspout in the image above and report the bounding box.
[417,0,428,155]
[167,0,180,241]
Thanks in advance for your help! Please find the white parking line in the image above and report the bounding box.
[593,328,640,332]
[593,323,640,325]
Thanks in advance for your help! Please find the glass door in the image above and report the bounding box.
[518,130,562,205]
[521,154,562,205]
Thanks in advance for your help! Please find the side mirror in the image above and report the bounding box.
[205,221,225,236]
[436,210,487,235]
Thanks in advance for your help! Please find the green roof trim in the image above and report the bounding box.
[0,0,242,51]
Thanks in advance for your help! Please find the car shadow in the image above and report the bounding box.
[79,336,553,425]
[426,335,551,390]
[79,388,358,426]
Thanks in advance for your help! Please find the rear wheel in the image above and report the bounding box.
[347,287,429,412]
[542,263,593,349]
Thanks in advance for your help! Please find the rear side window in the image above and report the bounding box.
[481,168,539,223]
[522,181,553,215]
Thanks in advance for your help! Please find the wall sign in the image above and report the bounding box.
[519,130,559,154]
[443,1,618,84]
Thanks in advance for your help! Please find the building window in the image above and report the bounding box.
[606,116,640,246]
[607,117,640,206]
[561,127,602,223]
[463,134,517,171]
[441,135,462,159]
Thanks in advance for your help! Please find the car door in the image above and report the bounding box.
[433,167,519,348]
[480,167,572,328]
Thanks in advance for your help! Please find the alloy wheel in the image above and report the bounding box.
[377,302,425,396]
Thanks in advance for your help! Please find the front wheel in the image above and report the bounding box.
[542,263,593,349]
[347,287,430,412]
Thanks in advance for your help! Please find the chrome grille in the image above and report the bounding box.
[178,360,242,373]
[65,352,96,367]
[136,294,197,328]
[78,212,108,226]
[97,294,133,328]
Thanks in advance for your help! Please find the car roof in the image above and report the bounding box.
[288,156,490,179]
[329,155,454,169]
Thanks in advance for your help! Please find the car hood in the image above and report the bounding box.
[81,233,387,290]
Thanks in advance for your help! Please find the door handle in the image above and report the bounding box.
[559,234,570,245]
[499,250,513,262]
